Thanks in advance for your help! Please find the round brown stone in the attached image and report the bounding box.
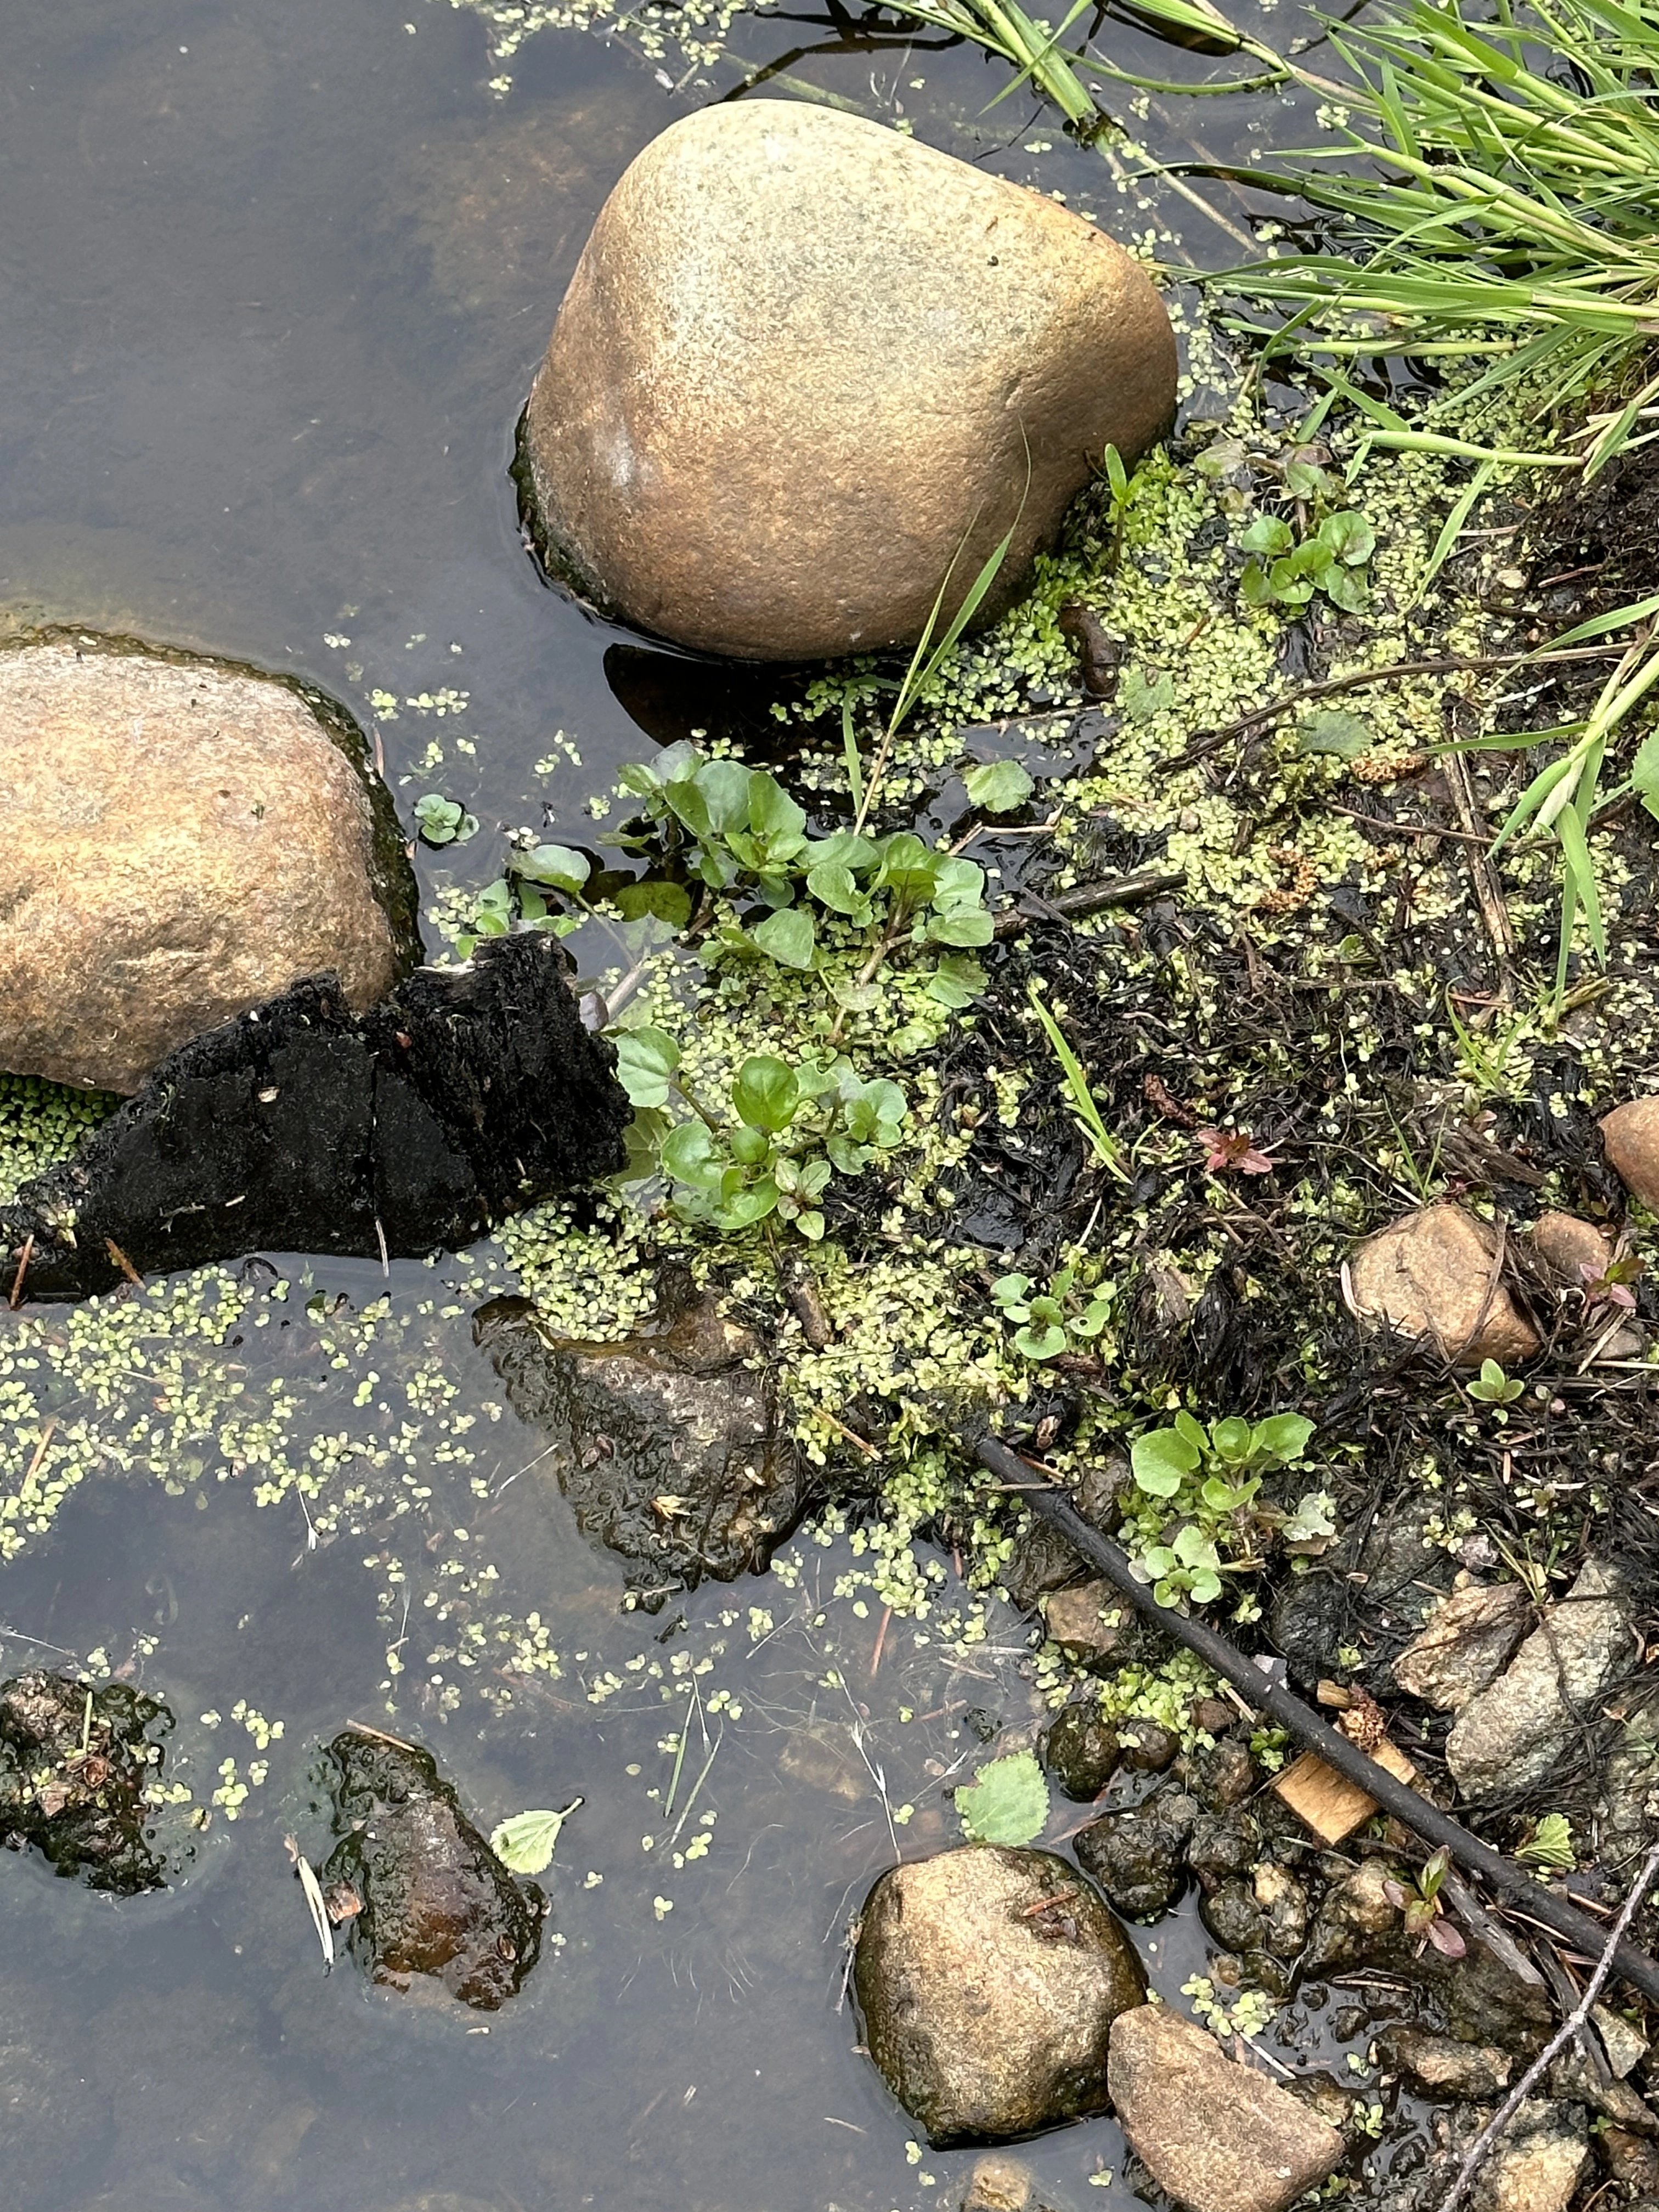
[0,632,416,1094]
[522,101,1176,662]
[853,1843,1146,2146]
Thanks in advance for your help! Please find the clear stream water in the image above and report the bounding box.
[0,5,1431,2208]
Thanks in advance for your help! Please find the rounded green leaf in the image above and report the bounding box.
[1131,1429,1197,1496]
[963,759,1036,815]
[513,844,591,895]
[751,907,817,970]
[732,1056,799,1133]
[955,1749,1049,1847]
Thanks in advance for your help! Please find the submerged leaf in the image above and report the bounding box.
[955,1750,1049,1847]
[490,1798,583,1876]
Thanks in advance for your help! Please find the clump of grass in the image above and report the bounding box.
[1222,0,1659,472]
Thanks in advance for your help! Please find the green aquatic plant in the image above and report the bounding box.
[413,792,479,847]
[1119,1410,1333,1610]
[1466,1358,1525,1411]
[1239,506,1376,617]
[991,1264,1115,1361]
[613,1043,910,1242]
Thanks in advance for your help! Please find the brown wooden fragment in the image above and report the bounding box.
[1272,1740,1419,1846]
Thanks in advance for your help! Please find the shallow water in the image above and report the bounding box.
[0,4,1415,2208]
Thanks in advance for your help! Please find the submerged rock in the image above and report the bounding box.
[1108,2005,1344,2212]
[959,2153,1058,2212]
[1073,1787,1197,1919]
[1601,1096,1659,1211]
[2,935,629,1299]
[1042,1703,1119,1802]
[853,1844,1146,2145]
[1348,1204,1541,1366]
[1446,1558,1632,1800]
[1042,1580,1125,1669]
[0,629,417,1095]
[1393,1582,1532,1712]
[521,101,1175,662]
[0,1671,172,1893]
[477,1291,817,1600]
[321,1731,541,2011]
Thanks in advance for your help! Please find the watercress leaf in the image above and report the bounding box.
[859,1080,907,1139]
[610,879,695,928]
[731,1054,799,1135]
[1323,564,1370,615]
[1070,1300,1111,1338]
[1173,1525,1220,1572]
[927,952,988,1009]
[928,909,995,947]
[955,1748,1048,1847]
[1240,515,1295,557]
[1173,1409,1210,1454]
[1211,1415,1253,1464]
[517,885,548,922]
[751,907,817,969]
[1299,708,1373,759]
[489,1800,580,1876]
[618,759,667,798]
[1283,457,1336,500]
[1250,1413,1314,1464]
[1131,1429,1197,1497]
[746,771,807,845]
[652,740,703,787]
[963,759,1035,814]
[873,832,940,903]
[1187,1568,1223,1605]
[1239,559,1275,608]
[612,1026,680,1110]
[806,860,869,916]
[729,1125,771,1167]
[1319,510,1376,565]
[690,758,754,833]
[1267,557,1317,606]
[929,856,987,912]
[992,1273,1032,1303]
[1014,1322,1068,1361]
[660,1120,720,1189]
[1120,666,1177,720]
[795,1210,826,1241]
[824,1133,866,1176]
[1200,1475,1240,1513]
[715,1180,779,1228]
[513,844,591,894]
[805,831,882,873]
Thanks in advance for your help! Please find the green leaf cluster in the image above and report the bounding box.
[1240,507,1376,616]
[615,1043,909,1243]
[1122,1409,1323,1612]
[413,792,479,848]
[455,843,592,957]
[991,1266,1115,1362]
[614,743,993,979]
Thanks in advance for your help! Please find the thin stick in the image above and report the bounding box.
[105,1239,143,1286]
[978,1437,1659,2007]
[22,1419,57,1488]
[992,868,1186,938]
[870,1606,893,1679]
[1165,642,1628,771]
[8,1234,33,1309]
[1435,1841,1659,2212]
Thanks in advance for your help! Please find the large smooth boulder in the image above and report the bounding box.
[853,1844,1146,2145]
[1108,2005,1343,2212]
[521,101,1175,662]
[0,631,417,1094]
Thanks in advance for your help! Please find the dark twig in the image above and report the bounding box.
[1435,1840,1659,2212]
[1164,642,1628,771]
[8,1234,33,1310]
[991,868,1185,939]
[978,1437,1659,2008]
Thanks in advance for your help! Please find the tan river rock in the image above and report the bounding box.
[0,632,416,1094]
[522,100,1176,661]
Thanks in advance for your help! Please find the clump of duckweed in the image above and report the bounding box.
[0,1073,116,1205]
